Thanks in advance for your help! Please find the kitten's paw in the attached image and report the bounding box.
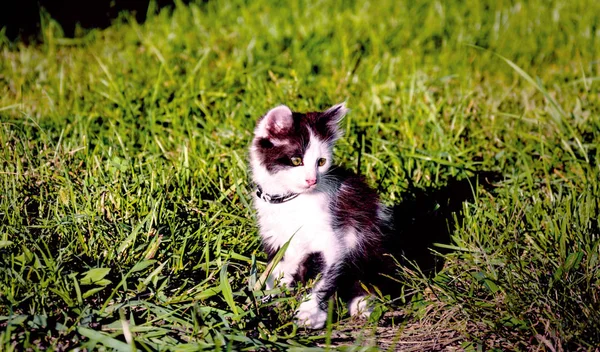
[295,298,327,329]
[348,295,373,318]
[267,272,294,289]
[279,274,294,287]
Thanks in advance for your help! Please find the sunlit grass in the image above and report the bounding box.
[1,0,599,349]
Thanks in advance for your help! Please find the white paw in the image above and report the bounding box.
[279,274,294,287]
[348,295,373,318]
[266,271,293,290]
[295,297,327,329]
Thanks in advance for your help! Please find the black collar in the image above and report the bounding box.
[256,185,300,204]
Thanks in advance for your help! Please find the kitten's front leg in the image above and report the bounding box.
[295,292,328,329]
[295,262,342,329]
[265,261,294,290]
[261,260,296,304]
[265,247,307,290]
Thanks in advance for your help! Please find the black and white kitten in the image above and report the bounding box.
[249,103,395,329]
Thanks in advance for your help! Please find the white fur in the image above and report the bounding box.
[296,294,328,329]
[345,229,359,251]
[348,295,373,318]
[255,190,341,288]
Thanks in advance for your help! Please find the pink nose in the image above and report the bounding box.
[306,178,317,186]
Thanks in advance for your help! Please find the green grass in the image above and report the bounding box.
[1,0,600,350]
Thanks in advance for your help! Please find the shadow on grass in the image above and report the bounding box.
[387,170,502,277]
[3,0,196,41]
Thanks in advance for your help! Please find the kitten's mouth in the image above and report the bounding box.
[303,183,318,191]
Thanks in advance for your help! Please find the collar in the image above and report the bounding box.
[255,185,300,204]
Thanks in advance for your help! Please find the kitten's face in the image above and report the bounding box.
[250,103,348,195]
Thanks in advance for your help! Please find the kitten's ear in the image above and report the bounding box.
[322,102,348,139]
[259,105,293,136]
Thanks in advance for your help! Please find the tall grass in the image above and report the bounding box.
[1,0,599,349]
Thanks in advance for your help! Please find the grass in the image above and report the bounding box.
[1,0,599,350]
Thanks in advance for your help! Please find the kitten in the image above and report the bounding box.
[249,103,395,329]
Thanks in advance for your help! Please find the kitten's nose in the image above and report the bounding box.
[305,178,317,187]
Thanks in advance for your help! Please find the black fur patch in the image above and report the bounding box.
[292,252,325,286]
[316,167,398,305]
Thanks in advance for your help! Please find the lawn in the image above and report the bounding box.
[1,0,599,350]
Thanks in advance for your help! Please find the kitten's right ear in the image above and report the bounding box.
[257,105,293,137]
[321,102,348,141]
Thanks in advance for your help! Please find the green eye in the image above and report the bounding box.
[291,157,303,166]
[318,158,326,167]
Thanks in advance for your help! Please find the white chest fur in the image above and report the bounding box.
[254,191,342,267]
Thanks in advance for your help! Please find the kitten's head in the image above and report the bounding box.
[249,103,348,195]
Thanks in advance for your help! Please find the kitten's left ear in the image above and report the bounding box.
[322,102,349,140]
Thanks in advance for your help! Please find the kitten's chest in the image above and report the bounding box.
[254,192,332,248]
